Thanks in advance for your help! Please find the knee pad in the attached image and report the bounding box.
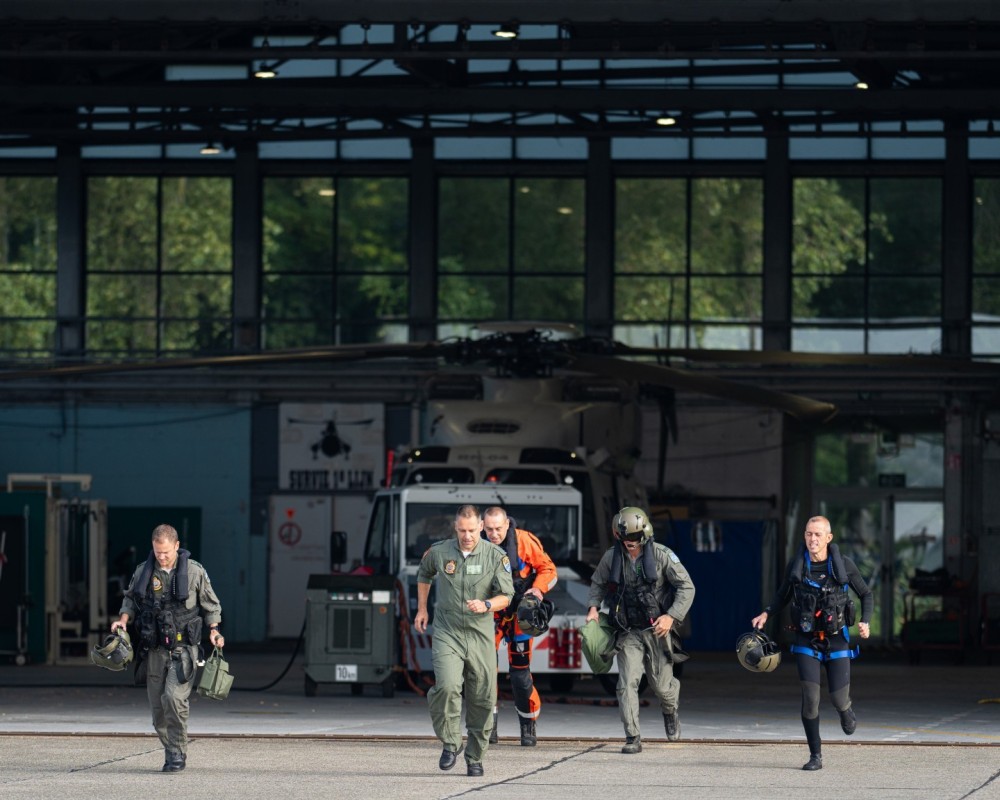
[800,681,821,719]
[830,685,851,712]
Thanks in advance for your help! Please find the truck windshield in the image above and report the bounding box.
[405,502,579,566]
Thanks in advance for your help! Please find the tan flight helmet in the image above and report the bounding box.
[90,629,134,671]
[736,630,782,673]
[612,506,654,544]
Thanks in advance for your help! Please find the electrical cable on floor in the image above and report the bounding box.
[234,616,306,692]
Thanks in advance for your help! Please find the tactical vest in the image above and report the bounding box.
[789,543,856,636]
[604,542,662,631]
[130,549,203,652]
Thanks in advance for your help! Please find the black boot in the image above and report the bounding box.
[162,750,185,772]
[489,710,499,744]
[621,736,642,754]
[839,706,857,735]
[801,715,821,771]
[663,711,680,742]
[519,718,537,747]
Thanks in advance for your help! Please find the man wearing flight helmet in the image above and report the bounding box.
[586,507,695,754]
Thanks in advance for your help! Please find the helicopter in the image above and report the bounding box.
[286,416,375,461]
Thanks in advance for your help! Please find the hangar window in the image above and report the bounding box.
[613,176,764,349]
[437,176,585,336]
[972,178,1000,359]
[262,176,408,347]
[791,177,942,354]
[0,176,57,357]
[86,176,233,357]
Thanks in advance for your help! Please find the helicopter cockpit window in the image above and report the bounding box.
[405,506,456,562]
[505,503,578,566]
[404,468,475,485]
[483,468,558,485]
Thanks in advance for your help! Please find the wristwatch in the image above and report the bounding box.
[484,600,492,612]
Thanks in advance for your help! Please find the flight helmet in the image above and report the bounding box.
[612,507,653,544]
[735,630,782,673]
[516,595,555,637]
[90,629,134,671]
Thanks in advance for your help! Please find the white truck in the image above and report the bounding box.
[361,482,612,693]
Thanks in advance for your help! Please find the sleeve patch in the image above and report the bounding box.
[501,556,511,573]
[669,551,680,563]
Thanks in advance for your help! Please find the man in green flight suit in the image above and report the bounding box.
[586,507,695,754]
[415,504,515,778]
[112,524,224,772]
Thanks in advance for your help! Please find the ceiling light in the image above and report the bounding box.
[317,188,336,197]
[200,142,221,155]
[655,114,677,127]
[254,64,277,79]
[855,81,869,90]
[493,23,519,40]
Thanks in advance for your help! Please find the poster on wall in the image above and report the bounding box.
[279,402,385,491]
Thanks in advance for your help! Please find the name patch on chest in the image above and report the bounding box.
[467,564,483,575]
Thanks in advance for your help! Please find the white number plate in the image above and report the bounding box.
[335,664,358,682]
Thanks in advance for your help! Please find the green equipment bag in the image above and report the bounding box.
[196,646,234,700]
[580,613,617,674]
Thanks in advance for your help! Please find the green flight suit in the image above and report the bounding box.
[587,542,695,740]
[417,538,514,765]
[120,557,222,756]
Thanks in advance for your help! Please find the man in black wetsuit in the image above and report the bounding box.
[751,515,873,772]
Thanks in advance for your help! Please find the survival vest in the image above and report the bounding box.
[788,542,859,660]
[604,541,663,631]
[129,549,204,652]
[501,525,537,607]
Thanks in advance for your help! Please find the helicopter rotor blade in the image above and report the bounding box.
[567,353,838,424]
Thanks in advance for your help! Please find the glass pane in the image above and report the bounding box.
[689,276,761,322]
[688,324,761,350]
[513,276,583,320]
[868,327,941,354]
[338,274,407,327]
[0,319,55,354]
[615,275,687,322]
[792,178,866,277]
[615,178,686,275]
[86,319,157,355]
[870,277,940,320]
[972,325,1000,355]
[162,319,232,352]
[612,323,687,349]
[0,273,56,317]
[690,178,763,275]
[815,431,943,488]
[894,501,944,639]
[972,178,1000,274]
[161,177,232,273]
[263,177,334,273]
[87,274,157,317]
[87,176,157,272]
[972,277,1000,317]
[869,178,942,275]
[792,277,864,321]
[513,178,584,273]
[0,176,57,271]
[263,321,335,350]
[161,274,232,321]
[337,177,408,272]
[263,274,334,320]
[792,327,865,353]
[437,275,508,320]
[439,178,508,273]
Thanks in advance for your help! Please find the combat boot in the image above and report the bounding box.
[489,710,498,744]
[621,736,642,754]
[162,750,185,772]
[519,718,537,747]
[802,753,823,771]
[839,706,856,735]
[663,711,681,741]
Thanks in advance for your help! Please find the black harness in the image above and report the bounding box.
[604,542,662,631]
[789,543,856,640]
[130,549,203,653]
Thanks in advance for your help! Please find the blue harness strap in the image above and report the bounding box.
[790,626,860,661]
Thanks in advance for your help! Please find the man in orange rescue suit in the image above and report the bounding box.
[482,506,558,747]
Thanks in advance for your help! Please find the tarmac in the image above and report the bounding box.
[1,645,998,799]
